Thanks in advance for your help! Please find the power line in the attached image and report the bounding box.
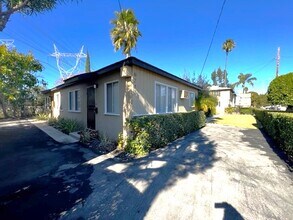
[254,59,275,74]
[200,0,227,75]
[241,58,274,73]
[23,16,75,54]
[117,0,123,11]
[2,30,51,55]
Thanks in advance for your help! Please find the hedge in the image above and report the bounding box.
[126,111,206,155]
[224,107,253,115]
[253,109,293,158]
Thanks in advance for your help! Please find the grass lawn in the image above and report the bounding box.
[212,114,258,129]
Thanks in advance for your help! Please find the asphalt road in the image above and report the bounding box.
[0,120,96,219]
[0,120,292,219]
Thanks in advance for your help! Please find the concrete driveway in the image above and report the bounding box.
[62,123,292,220]
[0,120,292,219]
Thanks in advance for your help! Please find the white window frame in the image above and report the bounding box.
[54,92,61,110]
[189,91,195,107]
[154,81,178,114]
[45,96,51,109]
[68,89,81,112]
[104,80,120,116]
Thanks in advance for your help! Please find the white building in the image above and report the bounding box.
[236,93,251,107]
[209,86,236,114]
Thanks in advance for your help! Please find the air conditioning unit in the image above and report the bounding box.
[120,66,132,77]
[180,90,189,99]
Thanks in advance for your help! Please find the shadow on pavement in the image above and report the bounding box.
[241,128,292,172]
[0,122,95,219]
[62,128,219,219]
[215,202,244,220]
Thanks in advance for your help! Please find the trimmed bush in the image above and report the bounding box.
[239,107,253,115]
[126,111,206,156]
[254,109,293,158]
[224,107,253,115]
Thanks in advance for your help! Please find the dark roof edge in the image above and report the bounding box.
[43,57,202,93]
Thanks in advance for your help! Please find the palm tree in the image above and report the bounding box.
[110,9,141,58]
[222,39,236,86]
[235,73,257,93]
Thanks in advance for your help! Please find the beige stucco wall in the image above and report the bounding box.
[52,84,88,127]
[95,71,125,140]
[130,66,199,115]
[49,67,200,141]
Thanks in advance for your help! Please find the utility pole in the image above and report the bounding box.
[276,47,280,77]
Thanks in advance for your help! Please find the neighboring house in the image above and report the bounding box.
[208,86,236,114]
[43,57,201,140]
[236,93,251,107]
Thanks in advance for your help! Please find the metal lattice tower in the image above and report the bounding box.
[51,44,86,80]
[276,47,280,77]
[0,39,15,49]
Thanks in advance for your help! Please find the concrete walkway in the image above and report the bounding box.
[29,119,79,144]
[60,123,293,220]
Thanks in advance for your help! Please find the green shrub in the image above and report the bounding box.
[126,111,206,156]
[48,117,83,134]
[225,107,237,114]
[239,107,253,115]
[224,107,253,115]
[196,92,217,116]
[36,113,50,120]
[125,131,151,155]
[253,109,293,158]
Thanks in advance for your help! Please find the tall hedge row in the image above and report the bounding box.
[254,109,293,158]
[126,111,206,155]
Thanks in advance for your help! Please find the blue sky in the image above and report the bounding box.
[1,0,293,94]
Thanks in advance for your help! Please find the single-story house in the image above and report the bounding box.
[43,57,202,140]
[208,86,236,114]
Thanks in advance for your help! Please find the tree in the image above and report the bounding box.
[182,70,210,89]
[195,73,210,89]
[110,9,141,58]
[211,67,228,87]
[222,39,236,86]
[0,45,42,117]
[0,0,78,31]
[250,92,269,107]
[268,72,293,106]
[85,50,91,72]
[235,73,257,93]
[195,91,218,116]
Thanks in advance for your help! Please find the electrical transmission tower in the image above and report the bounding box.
[0,39,15,49]
[276,47,280,77]
[51,44,86,80]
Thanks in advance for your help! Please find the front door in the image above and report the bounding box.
[87,87,96,129]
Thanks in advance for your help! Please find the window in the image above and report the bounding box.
[45,96,51,109]
[68,90,80,112]
[155,82,177,113]
[189,92,195,107]
[54,93,60,110]
[105,81,119,114]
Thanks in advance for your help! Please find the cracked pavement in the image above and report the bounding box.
[0,120,292,219]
